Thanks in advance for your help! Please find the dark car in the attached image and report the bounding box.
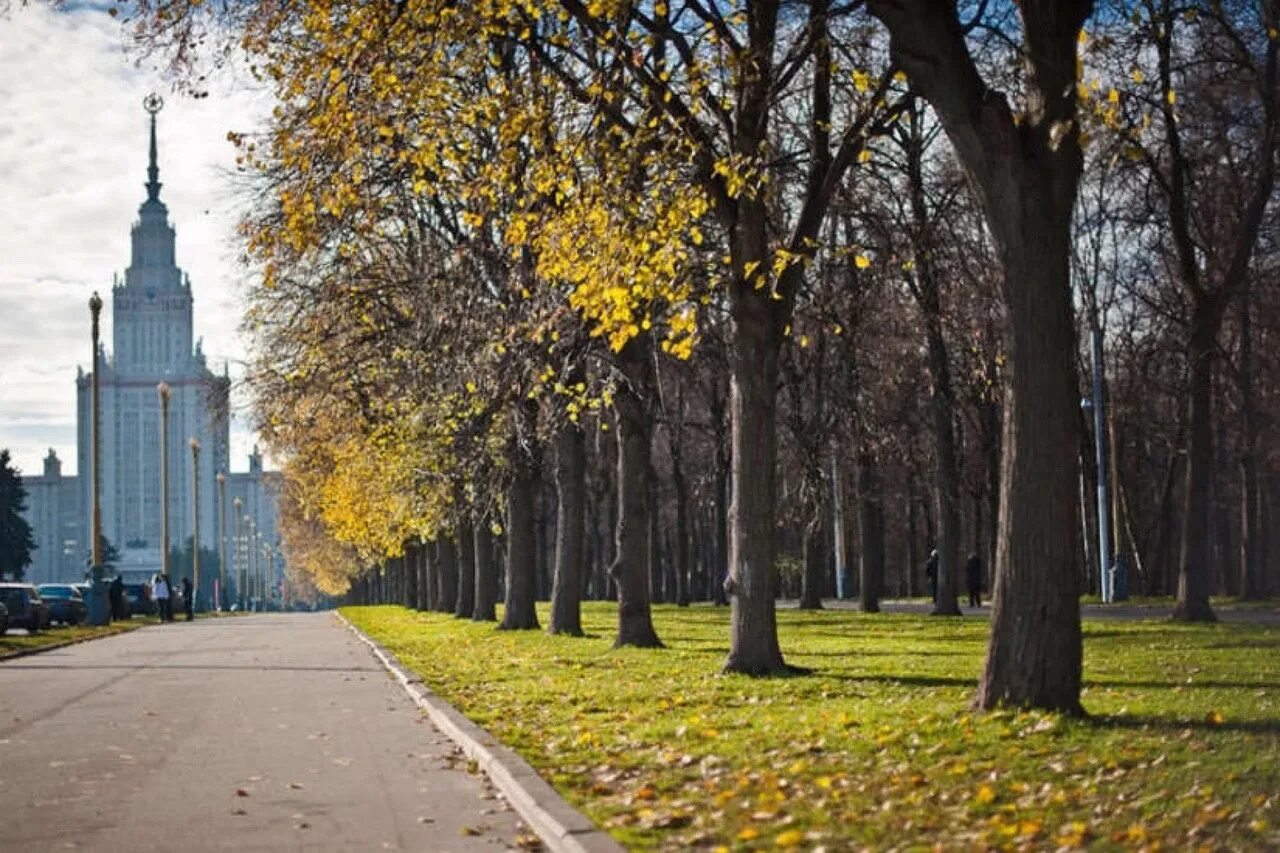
[0,584,52,633]
[123,583,155,617]
[37,584,88,626]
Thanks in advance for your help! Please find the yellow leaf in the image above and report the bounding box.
[737,826,760,841]
[1131,68,1145,84]
[1206,709,1224,725]
[1251,819,1270,833]
[1126,823,1147,842]
[1167,89,1177,105]
[855,254,871,270]
[974,784,996,805]
[775,829,804,847]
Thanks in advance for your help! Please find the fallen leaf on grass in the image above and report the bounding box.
[1205,710,1224,726]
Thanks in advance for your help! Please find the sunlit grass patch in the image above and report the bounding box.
[344,603,1280,850]
[0,620,143,656]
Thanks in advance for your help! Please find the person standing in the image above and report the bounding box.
[109,575,125,620]
[153,574,171,622]
[182,576,194,621]
[965,552,982,608]
[925,549,938,603]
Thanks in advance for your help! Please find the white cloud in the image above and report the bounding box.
[0,3,270,477]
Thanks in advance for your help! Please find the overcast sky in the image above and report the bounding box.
[0,3,269,478]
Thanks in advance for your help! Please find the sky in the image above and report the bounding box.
[0,2,269,478]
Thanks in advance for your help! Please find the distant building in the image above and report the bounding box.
[20,97,283,593]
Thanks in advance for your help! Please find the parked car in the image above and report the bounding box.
[0,600,8,636]
[0,584,52,633]
[37,584,87,626]
[123,582,154,617]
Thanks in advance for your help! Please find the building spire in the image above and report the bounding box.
[143,93,164,202]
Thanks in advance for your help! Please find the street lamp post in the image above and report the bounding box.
[216,472,227,611]
[190,438,201,614]
[246,517,257,610]
[158,382,171,581]
[86,292,109,626]
[233,497,243,608]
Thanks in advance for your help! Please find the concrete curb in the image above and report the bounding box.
[335,612,625,853]
[0,623,144,662]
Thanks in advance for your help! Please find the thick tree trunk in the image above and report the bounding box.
[421,541,436,612]
[1174,314,1219,621]
[435,537,457,614]
[974,218,1083,712]
[404,543,419,610]
[858,452,884,613]
[472,523,497,621]
[455,522,475,618]
[500,408,541,630]
[724,294,788,674]
[871,0,1090,712]
[550,420,586,636]
[610,340,663,648]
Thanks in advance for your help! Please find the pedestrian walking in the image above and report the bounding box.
[925,549,938,603]
[109,575,125,620]
[182,576,194,621]
[965,552,982,608]
[154,574,172,622]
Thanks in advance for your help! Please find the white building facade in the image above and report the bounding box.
[21,100,281,594]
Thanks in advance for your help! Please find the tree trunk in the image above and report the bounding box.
[672,452,691,606]
[610,339,663,648]
[724,293,787,674]
[858,452,884,613]
[871,0,1090,712]
[500,407,541,630]
[799,523,825,610]
[926,318,962,616]
[974,216,1084,712]
[473,522,497,621]
[455,522,475,618]
[1239,276,1263,599]
[550,419,586,636]
[1174,309,1218,621]
[435,537,457,614]
[404,543,419,610]
[712,445,730,606]
[647,472,664,604]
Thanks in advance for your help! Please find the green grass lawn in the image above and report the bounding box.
[0,619,146,656]
[344,603,1279,851]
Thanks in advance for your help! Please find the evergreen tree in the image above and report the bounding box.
[0,449,36,580]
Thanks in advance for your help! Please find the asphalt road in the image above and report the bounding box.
[0,613,525,852]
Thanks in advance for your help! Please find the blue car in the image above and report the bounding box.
[37,584,88,626]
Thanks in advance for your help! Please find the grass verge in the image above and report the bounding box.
[344,602,1279,851]
[0,619,146,656]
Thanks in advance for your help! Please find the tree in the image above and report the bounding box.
[868,1,1093,712]
[0,449,35,581]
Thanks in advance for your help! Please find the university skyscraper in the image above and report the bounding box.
[22,98,280,591]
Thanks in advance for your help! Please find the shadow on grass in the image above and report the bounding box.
[1086,713,1280,735]
[1087,678,1280,691]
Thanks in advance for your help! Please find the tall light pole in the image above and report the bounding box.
[216,472,227,611]
[190,438,201,614]
[247,517,258,609]
[87,292,109,626]
[158,382,171,580]
[233,497,243,608]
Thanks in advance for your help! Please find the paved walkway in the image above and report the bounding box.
[0,613,524,852]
